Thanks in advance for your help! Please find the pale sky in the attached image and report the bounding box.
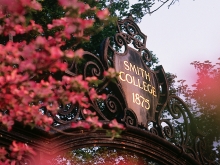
[132,0,220,86]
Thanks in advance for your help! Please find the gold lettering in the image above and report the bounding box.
[147,84,152,94]
[132,76,139,87]
[145,99,150,110]
[143,81,148,92]
[126,73,132,84]
[124,61,129,70]
[139,67,145,78]
[145,71,151,81]
[119,71,126,81]
[120,61,158,99]
[137,66,140,75]
[137,79,143,89]
[132,93,151,110]
[152,87,157,97]
[123,61,151,82]
[129,63,138,74]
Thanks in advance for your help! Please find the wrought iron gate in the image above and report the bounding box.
[0,16,216,165]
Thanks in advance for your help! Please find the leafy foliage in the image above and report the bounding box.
[50,147,159,165]
[177,59,220,160]
[0,0,119,163]
[0,0,179,164]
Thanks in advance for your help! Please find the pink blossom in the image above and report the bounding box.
[19,61,36,72]
[65,50,75,58]
[104,68,117,78]
[0,115,14,131]
[50,46,64,59]
[86,116,103,128]
[14,25,26,34]
[85,76,98,82]
[0,147,7,160]
[0,0,114,162]
[109,119,125,130]
[89,88,106,100]
[59,0,90,13]
[83,109,96,116]
[35,36,47,45]
[65,25,77,34]
[74,48,84,58]
[10,141,36,156]
[96,8,110,20]
[71,121,91,129]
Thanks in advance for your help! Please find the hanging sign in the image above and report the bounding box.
[114,47,159,124]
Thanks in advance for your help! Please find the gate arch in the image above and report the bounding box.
[0,15,215,165]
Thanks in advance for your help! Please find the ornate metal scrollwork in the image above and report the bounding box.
[53,103,81,125]
[153,95,216,164]
[125,108,138,127]
[102,16,215,164]
[47,48,127,125]
[41,15,215,164]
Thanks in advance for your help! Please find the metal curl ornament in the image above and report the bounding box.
[121,33,132,45]
[114,33,128,55]
[84,61,102,78]
[81,52,106,80]
[167,101,182,119]
[126,115,135,126]
[133,39,144,49]
[105,94,123,115]
[141,48,152,63]
[53,104,80,125]
[150,127,158,135]
[126,24,137,36]
[125,109,138,127]
[163,123,174,139]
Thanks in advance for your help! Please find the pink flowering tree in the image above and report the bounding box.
[0,0,124,164]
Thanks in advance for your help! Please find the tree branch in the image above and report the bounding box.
[149,0,178,14]
[49,125,96,136]
[149,0,169,14]
[49,125,115,140]
[168,0,177,9]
